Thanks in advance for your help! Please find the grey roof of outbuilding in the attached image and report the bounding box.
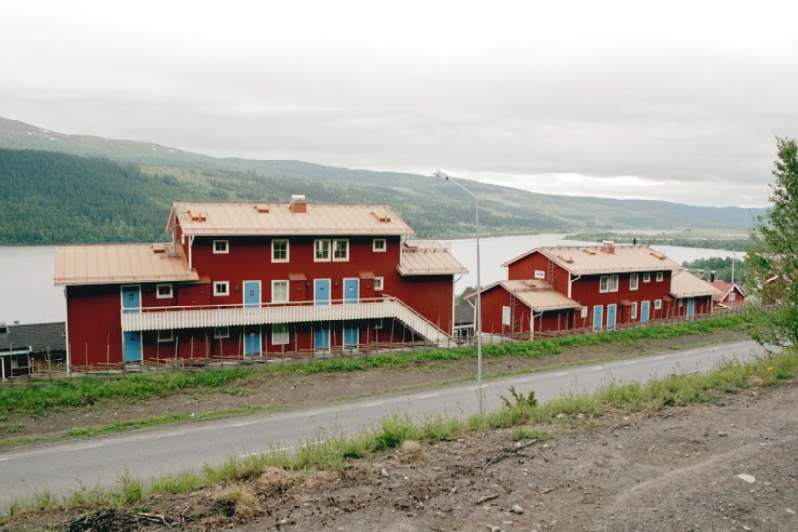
[0,322,66,353]
[454,303,475,326]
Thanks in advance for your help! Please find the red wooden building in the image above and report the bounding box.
[476,241,720,338]
[710,281,746,308]
[55,197,466,367]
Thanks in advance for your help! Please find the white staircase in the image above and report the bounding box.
[385,296,452,347]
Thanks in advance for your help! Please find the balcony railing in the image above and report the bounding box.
[120,296,451,345]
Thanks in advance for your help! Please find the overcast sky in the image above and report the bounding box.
[1,1,796,207]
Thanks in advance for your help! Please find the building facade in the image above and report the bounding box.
[477,242,719,338]
[55,198,466,368]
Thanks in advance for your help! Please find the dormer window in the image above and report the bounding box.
[213,240,229,254]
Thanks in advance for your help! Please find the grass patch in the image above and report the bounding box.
[5,343,795,521]
[0,314,751,418]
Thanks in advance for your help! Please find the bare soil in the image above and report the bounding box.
[0,331,747,443]
[7,359,797,531]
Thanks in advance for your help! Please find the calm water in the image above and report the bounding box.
[0,236,736,324]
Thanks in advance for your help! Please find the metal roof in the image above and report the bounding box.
[0,322,65,353]
[670,270,723,298]
[397,241,468,276]
[168,201,414,237]
[474,279,581,312]
[502,245,681,275]
[54,244,199,286]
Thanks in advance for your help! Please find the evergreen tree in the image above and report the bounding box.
[746,137,798,345]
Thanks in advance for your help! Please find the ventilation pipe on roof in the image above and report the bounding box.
[601,240,615,254]
[289,194,307,213]
[710,270,717,282]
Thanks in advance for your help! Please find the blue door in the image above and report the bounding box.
[244,329,261,356]
[315,279,331,305]
[592,305,603,330]
[343,278,359,303]
[641,301,650,323]
[343,326,358,349]
[121,286,140,314]
[243,281,261,308]
[123,332,142,362]
[686,298,695,320]
[606,304,617,330]
[314,327,330,351]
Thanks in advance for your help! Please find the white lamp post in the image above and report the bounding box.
[433,170,484,415]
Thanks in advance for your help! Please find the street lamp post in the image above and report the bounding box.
[434,170,484,415]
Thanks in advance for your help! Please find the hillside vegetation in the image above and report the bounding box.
[0,116,766,244]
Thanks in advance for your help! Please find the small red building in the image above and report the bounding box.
[55,197,466,368]
[477,241,720,338]
[710,281,746,308]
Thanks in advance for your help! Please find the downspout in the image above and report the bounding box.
[568,273,581,299]
[530,309,544,341]
[188,235,195,270]
[64,286,71,377]
[452,274,461,337]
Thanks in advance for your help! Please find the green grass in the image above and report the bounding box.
[5,343,795,521]
[0,314,749,418]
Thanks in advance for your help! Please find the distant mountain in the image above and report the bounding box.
[0,116,764,244]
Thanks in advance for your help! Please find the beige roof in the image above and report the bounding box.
[669,270,722,298]
[55,244,199,286]
[168,201,414,237]
[503,245,681,275]
[397,241,467,276]
[474,279,581,312]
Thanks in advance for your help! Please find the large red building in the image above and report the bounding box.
[55,197,466,367]
[476,241,720,338]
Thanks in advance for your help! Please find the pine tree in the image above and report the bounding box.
[746,137,798,345]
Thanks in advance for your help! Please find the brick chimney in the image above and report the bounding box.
[289,194,307,214]
[601,240,615,254]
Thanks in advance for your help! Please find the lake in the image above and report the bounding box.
[0,236,737,324]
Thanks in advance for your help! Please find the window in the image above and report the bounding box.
[272,324,289,345]
[213,240,229,254]
[0,325,8,335]
[157,329,174,343]
[580,306,588,318]
[271,239,289,263]
[654,299,663,310]
[534,270,545,280]
[333,239,349,261]
[630,302,638,320]
[600,275,619,293]
[214,327,230,339]
[629,273,639,291]
[502,305,511,326]
[728,292,737,301]
[314,239,331,261]
[643,273,651,283]
[213,281,229,297]
[374,277,384,291]
[373,238,387,252]
[656,272,664,282]
[271,280,289,303]
[374,319,384,330]
[156,283,173,299]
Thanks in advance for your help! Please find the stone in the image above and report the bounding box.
[510,504,524,514]
[736,474,756,484]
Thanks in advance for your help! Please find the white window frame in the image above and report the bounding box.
[212,239,229,254]
[373,238,387,252]
[580,306,588,318]
[213,326,230,339]
[654,298,663,310]
[656,272,664,282]
[332,239,349,262]
[271,324,290,345]
[600,275,619,293]
[374,276,384,291]
[271,239,290,263]
[157,329,174,343]
[501,305,511,326]
[374,318,384,330]
[728,292,736,301]
[643,273,651,283]
[271,280,290,304]
[629,273,639,291]
[213,281,230,297]
[608,274,619,292]
[630,302,638,320]
[156,283,173,299]
[534,270,545,280]
[314,239,331,262]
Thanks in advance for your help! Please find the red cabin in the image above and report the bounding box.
[710,281,746,308]
[477,241,720,338]
[55,198,466,368]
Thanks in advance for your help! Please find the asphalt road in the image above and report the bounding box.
[0,339,769,510]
